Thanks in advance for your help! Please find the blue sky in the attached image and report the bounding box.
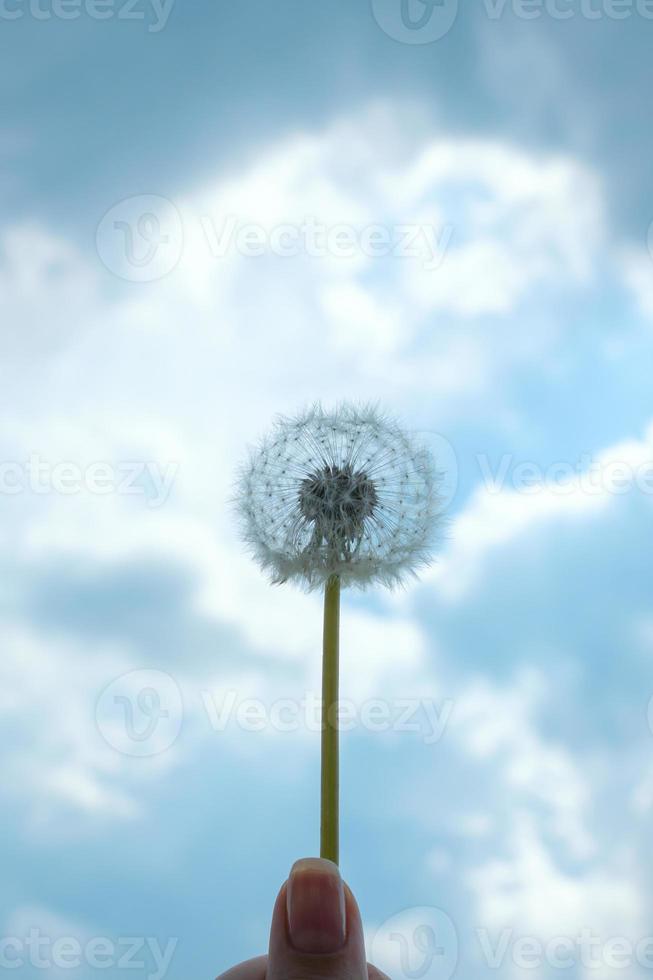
[2,2,653,978]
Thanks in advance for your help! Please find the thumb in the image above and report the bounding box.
[267,858,369,980]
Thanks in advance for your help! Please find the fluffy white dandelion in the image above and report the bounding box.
[236,403,441,591]
[235,402,444,866]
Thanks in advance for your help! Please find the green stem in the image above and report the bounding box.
[320,574,340,865]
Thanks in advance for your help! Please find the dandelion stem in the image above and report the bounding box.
[320,573,340,865]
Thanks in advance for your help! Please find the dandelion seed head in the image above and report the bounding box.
[236,403,442,590]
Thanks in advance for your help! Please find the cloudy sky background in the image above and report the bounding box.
[2,1,653,978]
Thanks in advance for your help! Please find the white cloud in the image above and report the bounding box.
[0,104,644,846]
[422,425,653,602]
[386,137,602,316]
[620,246,653,317]
[319,281,404,355]
[0,106,620,687]
[0,223,98,359]
[468,814,644,975]
[0,623,180,825]
[453,670,595,861]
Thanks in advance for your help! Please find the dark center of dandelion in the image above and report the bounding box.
[298,464,378,551]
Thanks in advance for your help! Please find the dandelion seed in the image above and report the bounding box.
[235,402,444,865]
[236,403,441,591]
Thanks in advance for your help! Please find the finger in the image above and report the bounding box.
[217,956,387,980]
[367,966,391,980]
[267,858,369,980]
[216,954,267,980]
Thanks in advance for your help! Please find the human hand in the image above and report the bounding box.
[217,858,389,980]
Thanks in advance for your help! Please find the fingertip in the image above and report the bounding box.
[267,860,368,979]
[215,954,267,980]
[343,881,365,938]
[367,965,392,980]
[268,877,289,953]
